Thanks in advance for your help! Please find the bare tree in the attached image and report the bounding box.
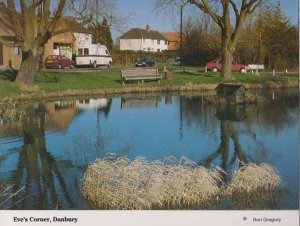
[1,0,94,87]
[69,0,129,39]
[156,0,264,79]
[4,0,67,87]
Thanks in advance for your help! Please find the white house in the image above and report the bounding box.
[74,32,93,49]
[120,25,168,52]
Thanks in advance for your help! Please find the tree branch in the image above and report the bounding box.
[48,0,67,33]
[229,0,239,19]
[52,17,92,36]
[189,0,223,28]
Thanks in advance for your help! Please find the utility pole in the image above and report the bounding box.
[180,4,183,66]
[180,1,188,67]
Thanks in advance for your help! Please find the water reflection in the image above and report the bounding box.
[0,98,113,209]
[121,95,161,109]
[205,105,248,181]
[0,91,298,210]
[10,103,74,209]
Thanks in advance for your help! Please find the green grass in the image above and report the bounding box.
[0,70,22,98]
[35,71,123,93]
[0,68,297,100]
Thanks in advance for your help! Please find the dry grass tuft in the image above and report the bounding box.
[225,163,281,195]
[81,156,223,210]
[224,163,282,209]
[81,156,283,210]
[0,182,24,209]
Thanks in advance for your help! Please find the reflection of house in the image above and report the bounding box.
[120,25,168,52]
[45,101,77,132]
[121,96,161,109]
[76,98,108,110]
[0,3,22,69]
[161,32,180,51]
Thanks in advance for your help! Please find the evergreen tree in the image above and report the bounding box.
[91,17,113,50]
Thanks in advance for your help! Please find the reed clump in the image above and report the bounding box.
[81,156,282,210]
[0,182,24,209]
[226,163,281,195]
[81,156,223,210]
[224,163,282,209]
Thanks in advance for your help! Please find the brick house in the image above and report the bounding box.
[0,3,22,69]
[43,18,92,62]
[0,2,92,69]
[161,32,180,51]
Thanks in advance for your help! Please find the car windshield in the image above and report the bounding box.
[47,56,56,60]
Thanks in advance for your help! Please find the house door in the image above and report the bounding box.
[0,43,3,65]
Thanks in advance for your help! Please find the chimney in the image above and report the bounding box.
[146,24,150,31]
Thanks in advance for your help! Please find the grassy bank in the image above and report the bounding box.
[0,68,298,101]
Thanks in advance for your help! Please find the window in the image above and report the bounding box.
[157,49,160,52]
[165,40,168,45]
[78,48,83,55]
[84,48,89,55]
[53,43,59,50]
[157,40,160,45]
[14,47,20,55]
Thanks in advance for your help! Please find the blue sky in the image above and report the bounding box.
[115,0,298,37]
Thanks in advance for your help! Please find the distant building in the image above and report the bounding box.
[161,32,180,51]
[0,3,22,69]
[0,3,93,69]
[43,18,93,61]
[120,25,168,52]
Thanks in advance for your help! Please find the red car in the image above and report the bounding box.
[44,55,74,69]
[206,59,248,73]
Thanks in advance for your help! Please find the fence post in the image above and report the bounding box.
[205,66,207,73]
[272,69,275,77]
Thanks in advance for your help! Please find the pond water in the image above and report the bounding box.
[0,89,298,210]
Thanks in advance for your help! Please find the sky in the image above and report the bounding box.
[114,0,298,38]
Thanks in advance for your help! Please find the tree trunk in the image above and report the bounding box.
[15,50,41,87]
[221,30,234,80]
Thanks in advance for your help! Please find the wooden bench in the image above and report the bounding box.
[121,68,162,85]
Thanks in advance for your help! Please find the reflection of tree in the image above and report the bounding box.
[179,95,219,139]
[95,99,113,152]
[244,90,298,134]
[200,104,248,182]
[180,90,299,179]
[10,104,74,210]
[97,99,113,119]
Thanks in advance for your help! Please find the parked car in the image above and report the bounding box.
[172,57,181,66]
[44,55,74,69]
[206,59,249,73]
[135,57,155,67]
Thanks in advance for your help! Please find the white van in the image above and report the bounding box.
[75,44,112,68]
